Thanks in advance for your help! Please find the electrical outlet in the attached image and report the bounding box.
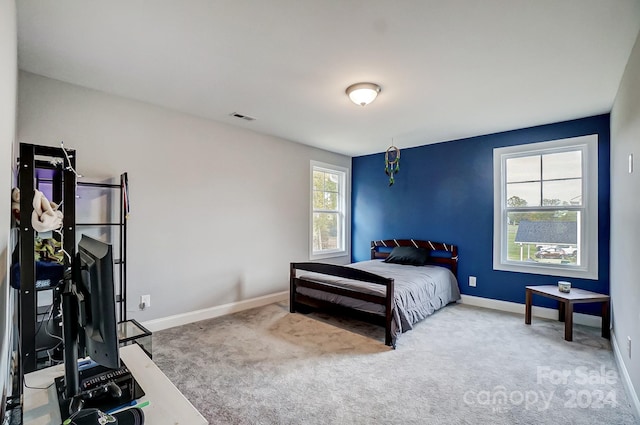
[140,294,151,310]
[628,336,632,358]
[469,276,477,287]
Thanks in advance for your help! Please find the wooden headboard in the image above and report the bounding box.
[370,239,459,277]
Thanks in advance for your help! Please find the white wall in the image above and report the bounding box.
[0,0,17,403]
[610,29,640,413]
[0,0,16,275]
[17,71,351,322]
[0,0,16,270]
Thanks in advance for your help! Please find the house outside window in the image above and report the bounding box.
[310,161,349,259]
[493,135,598,279]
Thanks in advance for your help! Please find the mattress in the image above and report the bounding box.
[296,260,461,343]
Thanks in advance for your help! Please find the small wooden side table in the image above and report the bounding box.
[525,285,610,341]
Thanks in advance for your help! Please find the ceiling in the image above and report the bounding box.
[16,1,640,157]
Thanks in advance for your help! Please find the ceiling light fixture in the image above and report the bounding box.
[345,82,381,106]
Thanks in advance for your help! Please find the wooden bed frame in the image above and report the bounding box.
[290,239,459,346]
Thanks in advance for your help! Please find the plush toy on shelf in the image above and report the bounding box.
[11,187,20,225]
[32,189,64,233]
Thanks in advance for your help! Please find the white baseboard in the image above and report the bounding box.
[142,291,289,332]
[459,294,602,328]
[144,292,602,333]
[611,330,640,421]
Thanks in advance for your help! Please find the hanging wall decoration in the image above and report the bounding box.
[385,145,400,186]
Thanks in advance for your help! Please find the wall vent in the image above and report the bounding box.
[230,112,256,121]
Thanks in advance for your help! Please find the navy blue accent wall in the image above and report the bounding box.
[352,115,610,313]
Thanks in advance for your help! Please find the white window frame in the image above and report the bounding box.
[310,161,350,260]
[493,135,598,279]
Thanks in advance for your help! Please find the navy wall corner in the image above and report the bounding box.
[351,114,610,312]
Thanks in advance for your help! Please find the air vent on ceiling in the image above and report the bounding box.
[230,112,256,122]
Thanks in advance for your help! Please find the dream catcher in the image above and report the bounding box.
[384,145,400,186]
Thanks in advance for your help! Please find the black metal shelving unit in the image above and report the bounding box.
[18,143,76,375]
[17,143,129,376]
[75,174,129,324]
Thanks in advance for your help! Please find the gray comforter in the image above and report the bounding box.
[297,260,461,345]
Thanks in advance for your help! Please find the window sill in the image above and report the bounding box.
[310,250,349,261]
[494,261,598,280]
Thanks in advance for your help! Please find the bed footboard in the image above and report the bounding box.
[290,262,395,346]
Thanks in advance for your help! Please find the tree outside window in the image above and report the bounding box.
[493,135,598,279]
[311,162,347,258]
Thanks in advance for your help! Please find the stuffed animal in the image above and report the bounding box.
[11,187,20,224]
[31,189,63,232]
[34,237,64,262]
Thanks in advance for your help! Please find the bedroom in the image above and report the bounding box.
[1,1,640,424]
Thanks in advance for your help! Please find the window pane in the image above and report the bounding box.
[313,170,340,211]
[506,182,540,207]
[506,211,579,265]
[543,179,582,206]
[311,162,347,256]
[506,156,540,183]
[324,192,338,210]
[312,190,322,209]
[313,212,339,251]
[313,171,324,191]
[494,134,596,279]
[543,151,582,180]
[324,172,340,192]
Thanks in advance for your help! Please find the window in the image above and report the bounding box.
[311,161,349,259]
[493,135,598,279]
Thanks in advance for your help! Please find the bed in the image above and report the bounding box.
[290,239,460,347]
